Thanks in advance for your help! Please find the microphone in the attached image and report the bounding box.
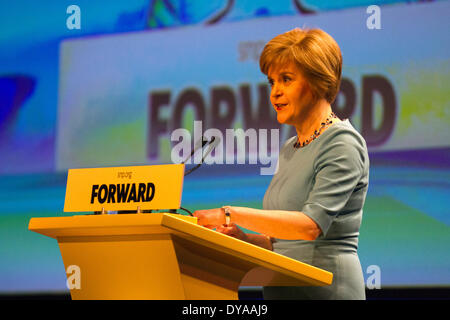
[164,136,218,215]
[184,135,220,176]
[116,137,216,215]
[182,136,209,164]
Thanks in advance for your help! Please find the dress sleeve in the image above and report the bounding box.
[301,132,366,236]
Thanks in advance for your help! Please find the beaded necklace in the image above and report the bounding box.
[293,112,338,149]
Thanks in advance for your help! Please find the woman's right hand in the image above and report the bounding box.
[193,208,226,229]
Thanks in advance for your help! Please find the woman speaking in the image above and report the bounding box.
[193,28,369,300]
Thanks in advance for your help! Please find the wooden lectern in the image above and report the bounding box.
[29,164,332,299]
[29,213,332,300]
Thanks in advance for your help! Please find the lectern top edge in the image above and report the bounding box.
[160,214,333,286]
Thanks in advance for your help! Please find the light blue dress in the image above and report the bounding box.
[262,119,369,300]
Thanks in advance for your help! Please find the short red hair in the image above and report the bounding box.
[260,28,342,104]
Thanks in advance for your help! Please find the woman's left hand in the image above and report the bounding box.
[216,223,249,242]
[193,208,225,229]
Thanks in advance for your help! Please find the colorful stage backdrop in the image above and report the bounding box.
[0,0,449,293]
